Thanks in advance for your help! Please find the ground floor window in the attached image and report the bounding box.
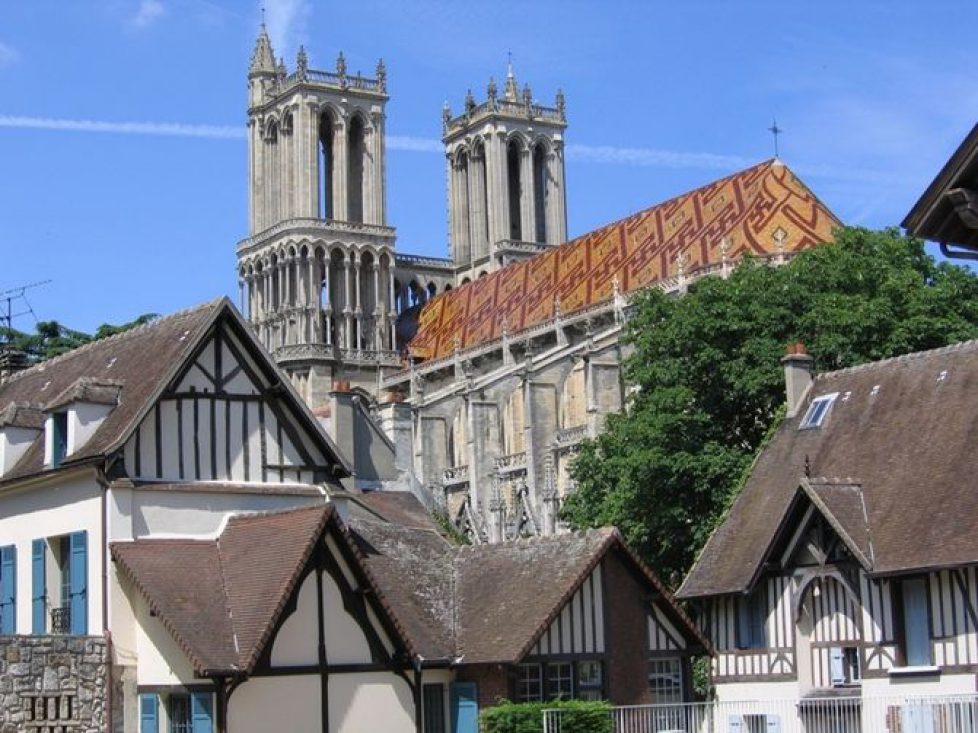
[139,691,212,733]
[516,663,543,702]
[648,657,684,703]
[517,659,604,702]
[423,683,446,733]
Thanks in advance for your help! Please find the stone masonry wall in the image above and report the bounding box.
[0,635,108,733]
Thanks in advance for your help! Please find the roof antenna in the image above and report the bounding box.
[0,279,51,344]
[768,117,783,159]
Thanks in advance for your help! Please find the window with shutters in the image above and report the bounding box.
[139,691,212,733]
[32,531,87,635]
[0,544,15,634]
[50,412,68,467]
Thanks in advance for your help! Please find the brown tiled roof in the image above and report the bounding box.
[409,160,840,360]
[116,501,705,672]
[803,479,873,569]
[113,505,333,675]
[679,340,978,599]
[0,301,222,482]
[0,297,350,484]
[0,402,45,430]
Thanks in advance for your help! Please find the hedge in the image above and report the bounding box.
[480,699,613,733]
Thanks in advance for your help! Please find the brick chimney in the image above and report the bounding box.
[781,342,814,417]
[0,347,29,382]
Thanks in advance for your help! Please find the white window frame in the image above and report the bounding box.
[799,393,839,430]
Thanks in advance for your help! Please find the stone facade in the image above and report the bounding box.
[0,635,108,733]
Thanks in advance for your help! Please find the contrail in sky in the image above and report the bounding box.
[0,113,894,183]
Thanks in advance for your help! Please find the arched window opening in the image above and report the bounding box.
[393,279,403,315]
[360,251,376,349]
[533,143,548,243]
[456,150,471,264]
[318,112,335,219]
[444,283,453,292]
[427,283,437,300]
[348,115,365,223]
[461,277,471,285]
[478,271,488,279]
[507,140,522,240]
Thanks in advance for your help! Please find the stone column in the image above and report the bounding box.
[249,119,263,233]
[372,111,387,226]
[362,125,375,225]
[343,256,353,349]
[323,257,332,346]
[486,131,507,248]
[372,262,382,349]
[552,143,567,243]
[520,147,534,243]
[333,119,349,221]
[469,150,488,260]
[353,254,363,349]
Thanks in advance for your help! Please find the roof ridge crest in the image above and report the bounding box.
[0,297,225,388]
[817,338,978,381]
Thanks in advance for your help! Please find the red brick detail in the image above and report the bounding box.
[603,550,652,705]
[455,664,510,709]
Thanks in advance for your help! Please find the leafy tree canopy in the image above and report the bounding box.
[561,227,978,585]
[1,313,159,363]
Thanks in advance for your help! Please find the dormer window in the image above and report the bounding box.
[800,392,838,430]
[51,412,68,468]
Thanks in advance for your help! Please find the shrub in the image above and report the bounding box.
[480,698,613,733]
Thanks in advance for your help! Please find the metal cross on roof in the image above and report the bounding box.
[768,118,783,159]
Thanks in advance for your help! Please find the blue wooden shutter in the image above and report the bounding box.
[139,693,158,733]
[69,531,87,635]
[450,682,478,733]
[32,539,46,634]
[829,646,845,685]
[191,692,213,733]
[0,545,16,634]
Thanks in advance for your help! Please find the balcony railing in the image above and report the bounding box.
[555,424,588,447]
[543,693,978,733]
[495,451,527,473]
[442,465,470,486]
[50,607,71,634]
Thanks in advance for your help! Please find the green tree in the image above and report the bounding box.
[561,227,978,584]
[1,313,158,363]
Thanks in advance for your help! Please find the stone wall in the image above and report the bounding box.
[0,635,108,733]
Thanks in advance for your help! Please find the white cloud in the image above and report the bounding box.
[128,0,166,30]
[263,0,311,61]
[0,115,244,140]
[0,42,20,69]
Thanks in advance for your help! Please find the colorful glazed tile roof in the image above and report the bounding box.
[409,159,841,360]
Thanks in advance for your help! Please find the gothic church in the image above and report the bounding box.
[235,28,841,542]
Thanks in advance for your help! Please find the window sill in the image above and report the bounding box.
[888,665,940,678]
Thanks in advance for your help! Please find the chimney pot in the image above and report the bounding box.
[781,343,814,417]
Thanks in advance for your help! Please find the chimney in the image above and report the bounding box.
[0,347,29,382]
[781,342,814,417]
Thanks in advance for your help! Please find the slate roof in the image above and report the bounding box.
[115,499,706,674]
[409,160,840,360]
[0,297,349,484]
[903,123,978,253]
[679,340,978,599]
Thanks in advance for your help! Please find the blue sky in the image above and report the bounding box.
[0,0,975,333]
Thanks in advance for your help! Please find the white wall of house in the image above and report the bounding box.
[0,471,102,634]
[109,484,325,541]
[69,402,113,456]
[329,672,415,733]
[230,675,322,733]
[133,593,197,685]
[714,679,800,703]
[0,425,40,476]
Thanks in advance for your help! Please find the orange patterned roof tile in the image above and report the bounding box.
[409,159,841,361]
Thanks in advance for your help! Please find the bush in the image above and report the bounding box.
[480,698,613,733]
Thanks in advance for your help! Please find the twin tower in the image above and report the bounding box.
[236,28,568,405]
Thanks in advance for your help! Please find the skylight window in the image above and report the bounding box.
[799,392,838,429]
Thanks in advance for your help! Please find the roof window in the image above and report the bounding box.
[799,392,838,430]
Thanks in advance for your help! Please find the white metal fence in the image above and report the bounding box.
[542,694,978,733]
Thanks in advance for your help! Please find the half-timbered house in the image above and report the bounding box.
[0,298,705,733]
[679,341,978,703]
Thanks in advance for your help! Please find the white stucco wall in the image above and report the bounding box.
[0,471,103,634]
[714,679,800,702]
[862,671,978,696]
[0,426,39,476]
[110,485,324,540]
[324,569,371,664]
[133,594,197,685]
[69,402,112,456]
[329,672,415,733]
[230,675,322,733]
[270,571,319,666]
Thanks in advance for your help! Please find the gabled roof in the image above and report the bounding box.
[679,340,978,599]
[409,160,840,360]
[113,505,338,675]
[903,123,978,254]
[115,499,706,674]
[0,298,350,483]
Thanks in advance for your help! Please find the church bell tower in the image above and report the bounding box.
[442,63,568,280]
[237,26,398,407]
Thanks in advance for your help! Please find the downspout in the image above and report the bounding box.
[97,466,112,733]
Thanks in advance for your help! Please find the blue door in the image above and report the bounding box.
[450,682,478,733]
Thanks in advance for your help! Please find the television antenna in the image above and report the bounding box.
[0,280,51,344]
